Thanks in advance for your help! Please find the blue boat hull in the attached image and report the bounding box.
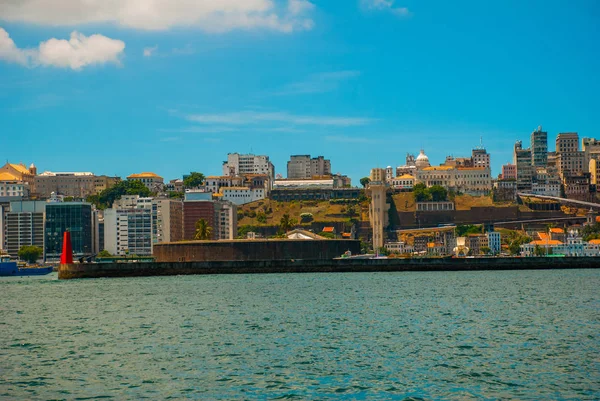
[0,262,53,277]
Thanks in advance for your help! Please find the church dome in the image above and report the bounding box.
[415,149,430,168]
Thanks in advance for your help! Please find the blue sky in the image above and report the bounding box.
[1,0,598,183]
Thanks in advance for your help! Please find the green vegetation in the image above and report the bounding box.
[183,172,205,189]
[168,191,184,199]
[237,225,259,238]
[505,231,533,255]
[581,223,600,241]
[279,214,297,233]
[97,250,112,257]
[300,213,314,223]
[456,224,483,237]
[413,183,449,202]
[480,246,491,255]
[194,219,212,240]
[18,245,43,264]
[319,231,335,239]
[360,177,370,188]
[87,180,150,209]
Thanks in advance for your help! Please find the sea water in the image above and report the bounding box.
[1,269,599,400]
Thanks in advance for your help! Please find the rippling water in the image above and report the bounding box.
[1,270,599,400]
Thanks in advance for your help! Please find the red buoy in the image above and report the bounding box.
[60,231,73,264]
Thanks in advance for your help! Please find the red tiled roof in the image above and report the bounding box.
[322,227,335,233]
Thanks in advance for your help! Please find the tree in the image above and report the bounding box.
[194,219,213,240]
[183,172,205,189]
[534,245,546,257]
[360,177,371,188]
[480,246,491,255]
[280,213,297,233]
[86,179,150,210]
[18,245,43,264]
[429,185,448,202]
[97,250,112,258]
[413,183,431,202]
[300,213,314,223]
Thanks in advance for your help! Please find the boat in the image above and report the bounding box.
[0,255,53,277]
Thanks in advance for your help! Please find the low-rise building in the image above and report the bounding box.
[416,201,455,212]
[4,200,46,259]
[501,164,517,180]
[416,166,492,196]
[390,174,415,191]
[220,187,265,205]
[486,231,501,254]
[35,171,120,199]
[183,199,237,241]
[127,172,164,192]
[0,173,30,199]
[521,230,600,257]
[493,179,517,202]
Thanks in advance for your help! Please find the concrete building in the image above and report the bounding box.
[590,159,600,185]
[154,199,183,244]
[222,153,275,181]
[287,155,331,179]
[183,200,237,241]
[514,141,533,191]
[556,133,585,177]
[127,172,164,192]
[104,208,153,256]
[0,162,36,193]
[35,171,119,198]
[368,168,389,251]
[493,179,517,202]
[531,167,562,197]
[531,126,548,167]
[4,200,46,259]
[501,164,517,180]
[472,147,491,169]
[44,202,94,261]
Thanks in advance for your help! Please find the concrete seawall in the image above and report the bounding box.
[58,257,600,280]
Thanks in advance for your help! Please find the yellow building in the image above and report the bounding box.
[0,162,36,192]
[127,172,164,192]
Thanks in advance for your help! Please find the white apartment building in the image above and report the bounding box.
[205,175,244,193]
[104,208,153,256]
[222,153,275,180]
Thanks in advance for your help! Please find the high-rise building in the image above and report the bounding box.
[104,208,153,256]
[45,202,94,261]
[287,155,332,179]
[4,200,46,259]
[472,147,491,169]
[154,198,183,243]
[222,153,275,181]
[530,126,548,167]
[368,168,389,251]
[556,133,585,177]
[514,141,533,191]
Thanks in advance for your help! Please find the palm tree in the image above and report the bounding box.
[279,213,296,233]
[194,219,213,240]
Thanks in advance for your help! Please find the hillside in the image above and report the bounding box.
[237,198,370,227]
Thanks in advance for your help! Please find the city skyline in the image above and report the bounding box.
[1,1,599,183]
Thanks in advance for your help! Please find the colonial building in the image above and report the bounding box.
[35,171,119,198]
[0,162,36,193]
[416,166,492,196]
[127,172,164,192]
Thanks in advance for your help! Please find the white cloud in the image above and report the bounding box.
[143,45,158,57]
[360,0,411,16]
[0,0,316,33]
[185,110,373,127]
[0,27,125,70]
[272,70,361,95]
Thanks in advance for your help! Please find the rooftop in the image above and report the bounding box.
[127,172,162,179]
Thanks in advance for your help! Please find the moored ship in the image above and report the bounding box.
[0,255,53,277]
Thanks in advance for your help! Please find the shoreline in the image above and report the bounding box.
[58,257,600,280]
